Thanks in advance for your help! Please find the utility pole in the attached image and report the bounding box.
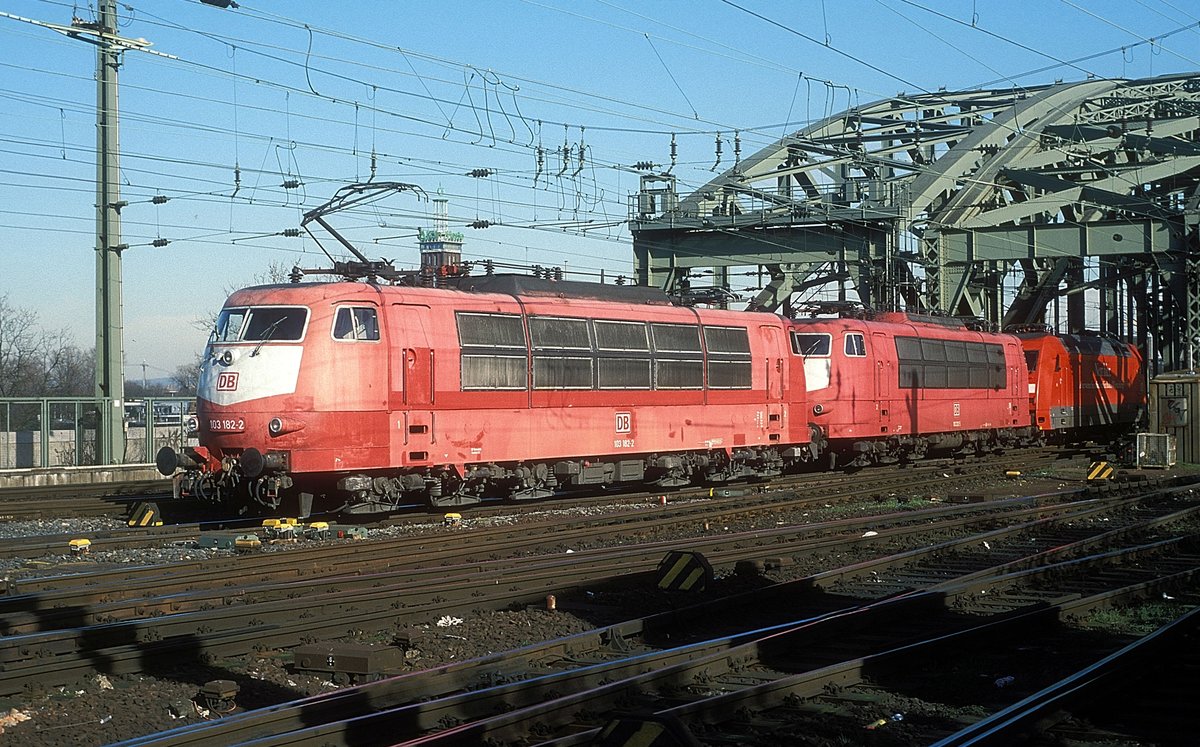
[91,0,126,464]
[3,5,172,463]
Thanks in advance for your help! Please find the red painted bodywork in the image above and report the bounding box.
[197,282,809,481]
[790,312,1030,443]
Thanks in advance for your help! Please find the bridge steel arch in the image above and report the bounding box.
[630,73,1200,371]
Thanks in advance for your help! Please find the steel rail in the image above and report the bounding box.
[105,496,1200,746]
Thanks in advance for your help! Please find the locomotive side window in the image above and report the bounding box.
[595,320,651,389]
[895,336,1007,390]
[651,323,703,389]
[456,312,526,347]
[529,317,591,350]
[651,323,702,352]
[533,357,593,389]
[704,326,752,389]
[656,360,703,389]
[597,358,651,389]
[791,333,830,357]
[332,307,379,341]
[844,333,866,357]
[529,316,593,389]
[456,312,528,390]
[595,321,649,351]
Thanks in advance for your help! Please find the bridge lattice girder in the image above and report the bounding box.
[631,73,1200,369]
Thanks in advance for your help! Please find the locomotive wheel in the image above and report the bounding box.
[196,475,222,503]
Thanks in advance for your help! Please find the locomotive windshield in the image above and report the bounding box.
[791,332,831,357]
[211,306,308,343]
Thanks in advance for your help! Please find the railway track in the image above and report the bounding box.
[0,487,1127,694]
[0,448,1079,564]
[932,604,1200,746]
[0,445,1086,526]
[106,480,1200,746]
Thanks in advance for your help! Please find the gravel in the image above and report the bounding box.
[0,469,1106,746]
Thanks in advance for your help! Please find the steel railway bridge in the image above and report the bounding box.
[630,72,1200,372]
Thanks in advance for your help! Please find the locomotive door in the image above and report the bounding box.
[873,332,894,433]
[760,325,785,436]
[390,304,435,449]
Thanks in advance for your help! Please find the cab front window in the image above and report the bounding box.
[792,332,831,357]
[211,306,308,343]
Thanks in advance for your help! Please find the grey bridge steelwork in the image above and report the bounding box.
[630,73,1200,371]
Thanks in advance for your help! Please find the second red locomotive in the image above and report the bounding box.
[790,309,1032,467]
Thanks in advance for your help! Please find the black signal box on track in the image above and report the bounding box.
[293,642,404,683]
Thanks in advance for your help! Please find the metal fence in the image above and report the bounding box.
[0,397,197,469]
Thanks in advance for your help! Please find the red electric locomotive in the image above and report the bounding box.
[158,276,813,514]
[788,309,1031,466]
[1013,327,1144,442]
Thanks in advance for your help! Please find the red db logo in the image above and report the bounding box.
[217,372,239,391]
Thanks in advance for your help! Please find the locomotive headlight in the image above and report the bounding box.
[266,417,304,436]
[185,415,199,433]
[219,350,234,365]
[813,403,825,415]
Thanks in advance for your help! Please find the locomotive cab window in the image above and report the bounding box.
[1024,350,1039,372]
[792,332,831,357]
[844,333,866,357]
[212,308,247,343]
[333,307,380,341]
[213,306,308,343]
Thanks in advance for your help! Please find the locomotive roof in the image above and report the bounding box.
[233,275,672,305]
[445,274,672,304]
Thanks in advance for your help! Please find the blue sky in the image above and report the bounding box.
[1,0,1197,376]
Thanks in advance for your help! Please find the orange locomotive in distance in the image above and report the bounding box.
[1013,326,1144,443]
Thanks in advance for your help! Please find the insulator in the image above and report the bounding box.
[615,275,626,285]
[532,265,543,279]
[151,195,169,205]
[151,238,169,248]
[553,267,563,281]
[634,161,654,171]
[484,259,494,275]
[670,133,677,170]
[289,265,304,283]
[468,168,492,178]
[280,228,301,237]
[281,179,301,189]
[469,220,491,229]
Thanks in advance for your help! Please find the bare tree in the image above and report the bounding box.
[171,351,204,396]
[191,260,297,335]
[0,294,94,397]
